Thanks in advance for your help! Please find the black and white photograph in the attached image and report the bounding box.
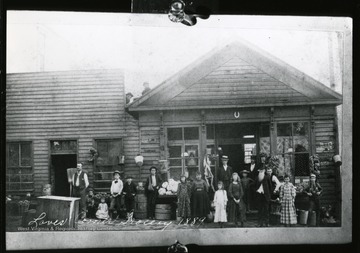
[4,2,352,250]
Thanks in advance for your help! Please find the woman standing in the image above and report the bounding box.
[228,172,246,227]
[279,174,297,227]
[191,171,210,218]
[177,175,191,219]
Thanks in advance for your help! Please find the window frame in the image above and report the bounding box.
[6,141,34,192]
[275,121,312,177]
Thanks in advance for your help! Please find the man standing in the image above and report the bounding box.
[217,155,233,192]
[72,163,89,220]
[145,166,162,219]
[109,170,123,219]
[254,165,272,227]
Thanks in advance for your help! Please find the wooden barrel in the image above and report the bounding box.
[299,210,309,225]
[155,204,172,220]
[308,211,317,226]
[134,194,147,219]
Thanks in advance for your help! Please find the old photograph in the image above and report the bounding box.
[5,10,352,250]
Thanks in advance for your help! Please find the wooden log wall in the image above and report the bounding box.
[6,69,125,196]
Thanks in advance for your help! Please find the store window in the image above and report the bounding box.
[94,139,123,191]
[276,122,310,177]
[6,142,34,192]
[259,124,270,156]
[167,127,200,180]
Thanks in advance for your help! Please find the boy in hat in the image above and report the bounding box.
[304,173,323,226]
[240,170,254,213]
[109,170,123,219]
[145,166,162,219]
[122,175,137,220]
[218,155,233,192]
[86,188,96,219]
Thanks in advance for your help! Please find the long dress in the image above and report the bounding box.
[191,179,210,218]
[96,203,110,220]
[177,182,191,218]
[228,182,246,223]
[213,189,228,222]
[279,182,297,224]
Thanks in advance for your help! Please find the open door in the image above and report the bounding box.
[51,154,77,196]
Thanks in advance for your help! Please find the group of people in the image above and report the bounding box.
[71,152,323,227]
[71,163,137,220]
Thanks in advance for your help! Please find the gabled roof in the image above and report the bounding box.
[127,39,342,112]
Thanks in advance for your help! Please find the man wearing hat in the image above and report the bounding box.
[217,155,233,192]
[122,175,137,219]
[72,163,89,220]
[145,166,162,219]
[304,173,323,226]
[254,163,272,227]
[109,170,123,219]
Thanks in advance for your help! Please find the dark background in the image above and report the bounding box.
[1,0,358,253]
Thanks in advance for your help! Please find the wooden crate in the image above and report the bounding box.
[35,196,80,228]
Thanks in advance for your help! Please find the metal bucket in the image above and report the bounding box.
[299,210,309,225]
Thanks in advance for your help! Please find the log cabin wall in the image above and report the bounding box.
[6,69,125,196]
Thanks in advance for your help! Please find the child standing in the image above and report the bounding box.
[122,175,137,220]
[213,181,228,228]
[85,188,96,219]
[109,170,123,219]
[240,170,254,213]
[177,175,191,219]
[96,197,110,220]
[228,172,246,227]
[279,174,297,227]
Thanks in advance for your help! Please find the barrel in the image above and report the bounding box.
[155,204,172,220]
[308,211,317,226]
[134,194,147,219]
[299,210,309,225]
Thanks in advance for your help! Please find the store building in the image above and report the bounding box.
[127,41,342,208]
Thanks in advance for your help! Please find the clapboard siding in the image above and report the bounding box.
[314,118,339,208]
[6,69,125,196]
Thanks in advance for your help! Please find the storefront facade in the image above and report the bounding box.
[127,41,342,209]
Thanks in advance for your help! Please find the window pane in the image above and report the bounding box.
[169,159,182,166]
[244,143,256,164]
[8,143,19,167]
[21,174,33,182]
[21,143,31,166]
[169,146,182,158]
[10,174,20,182]
[277,123,292,136]
[260,124,270,138]
[259,137,270,155]
[294,122,309,152]
[97,141,109,165]
[277,154,292,176]
[9,183,21,191]
[185,145,198,166]
[277,136,292,154]
[295,153,310,176]
[184,127,199,140]
[206,125,215,139]
[168,128,182,141]
[169,168,182,181]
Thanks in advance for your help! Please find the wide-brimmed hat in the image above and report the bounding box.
[240,170,250,174]
[126,92,134,97]
[87,187,94,192]
[221,155,229,160]
[113,170,121,176]
[310,173,317,178]
[149,166,158,172]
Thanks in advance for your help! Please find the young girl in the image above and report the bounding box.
[213,181,228,228]
[96,197,110,220]
[279,174,297,227]
[228,172,246,227]
[191,171,210,218]
[177,175,191,219]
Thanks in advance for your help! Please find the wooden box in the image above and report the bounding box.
[35,196,80,228]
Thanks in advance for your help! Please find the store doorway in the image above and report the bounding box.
[51,154,77,196]
[221,144,244,175]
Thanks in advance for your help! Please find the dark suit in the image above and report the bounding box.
[145,174,162,218]
[217,165,233,192]
[254,171,272,226]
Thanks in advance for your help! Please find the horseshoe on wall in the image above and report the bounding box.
[234,111,240,118]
